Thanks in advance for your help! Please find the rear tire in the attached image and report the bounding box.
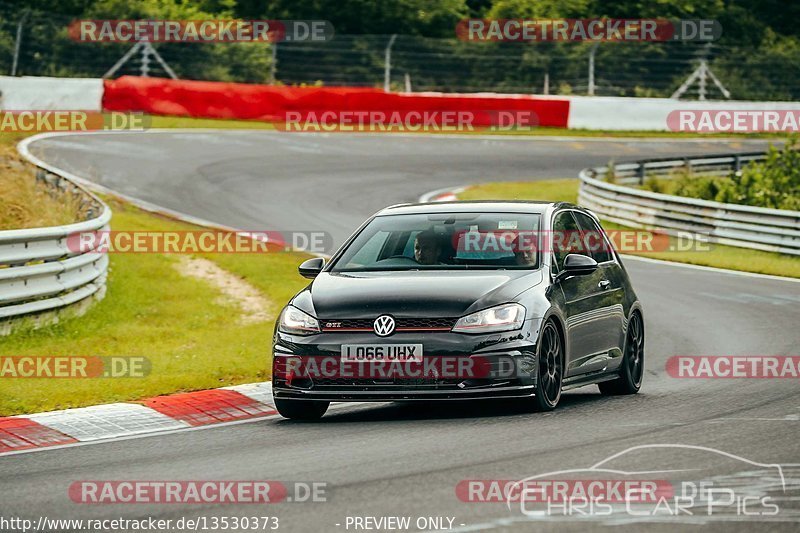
[599,311,644,395]
[274,398,329,420]
[526,320,563,412]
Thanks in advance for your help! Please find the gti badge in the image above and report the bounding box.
[373,315,396,337]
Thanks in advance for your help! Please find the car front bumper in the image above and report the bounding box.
[271,323,541,402]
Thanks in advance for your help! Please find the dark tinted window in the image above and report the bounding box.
[573,211,614,263]
[332,212,542,271]
[551,211,581,270]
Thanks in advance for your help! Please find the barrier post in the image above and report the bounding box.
[384,34,398,92]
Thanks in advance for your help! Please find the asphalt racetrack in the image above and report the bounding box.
[4,131,799,532]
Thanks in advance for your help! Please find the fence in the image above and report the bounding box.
[0,1,799,100]
[578,153,800,255]
[0,138,110,330]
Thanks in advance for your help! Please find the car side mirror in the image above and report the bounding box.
[556,254,598,282]
[298,257,325,279]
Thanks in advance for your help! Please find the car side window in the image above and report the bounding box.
[573,212,613,264]
[551,211,581,271]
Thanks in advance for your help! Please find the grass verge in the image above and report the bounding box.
[460,179,800,278]
[0,143,82,230]
[0,197,310,416]
[147,115,278,130]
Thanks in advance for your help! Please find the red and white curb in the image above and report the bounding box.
[418,186,466,203]
[0,382,276,456]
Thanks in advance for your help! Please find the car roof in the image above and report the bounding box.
[376,200,575,216]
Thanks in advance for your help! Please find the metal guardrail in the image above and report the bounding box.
[578,151,800,256]
[0,151,111,325]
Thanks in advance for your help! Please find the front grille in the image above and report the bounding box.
[321,317,457,332]
[397,317,455,329]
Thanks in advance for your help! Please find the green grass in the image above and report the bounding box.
[461,179,580,203]
[460,178,800,278]
[0,198,311,416]
[147,115,278,130]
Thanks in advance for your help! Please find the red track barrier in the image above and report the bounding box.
[102,76,570,128]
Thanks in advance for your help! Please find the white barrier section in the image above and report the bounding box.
[0,76,103,111]
[567,95,800,131]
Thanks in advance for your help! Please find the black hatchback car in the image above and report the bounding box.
[272,202,644,419]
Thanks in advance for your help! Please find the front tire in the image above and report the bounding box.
[274,398,329,420]
[527,320,563,412]
[599,311,644,395]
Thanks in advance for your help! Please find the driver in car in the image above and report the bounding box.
[414,230,443,265]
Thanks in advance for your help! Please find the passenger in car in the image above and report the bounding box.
[414,229,443,265]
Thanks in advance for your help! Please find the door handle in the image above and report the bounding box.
[598,280,611,290]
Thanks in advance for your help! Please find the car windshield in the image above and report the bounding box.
[331,212,541,271]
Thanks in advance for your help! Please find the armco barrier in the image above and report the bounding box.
[0,76,103,111]
[0,141,110,331]
[578,152,800,255]
[567,96,800,131]
[102,76,571,127]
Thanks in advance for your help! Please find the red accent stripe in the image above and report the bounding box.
[0,417,77,453]
[141,389,277,427]
[396,327,452,331]
[322,327,452,333]
[321,327,373,332]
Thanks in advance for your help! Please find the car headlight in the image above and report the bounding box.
[452,303,525,334]
[279,306,320,335]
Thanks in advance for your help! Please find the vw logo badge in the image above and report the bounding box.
[373,315,396,337]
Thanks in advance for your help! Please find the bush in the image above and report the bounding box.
[642,176,667,193]
[673,175,725,201]
[642,140,799,211]
[715,141,800,210]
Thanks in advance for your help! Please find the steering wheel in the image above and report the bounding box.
[383,255,420,264]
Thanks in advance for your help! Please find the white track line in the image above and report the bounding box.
[621,255,800,283]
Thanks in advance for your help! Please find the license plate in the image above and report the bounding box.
[341,344,423,363]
